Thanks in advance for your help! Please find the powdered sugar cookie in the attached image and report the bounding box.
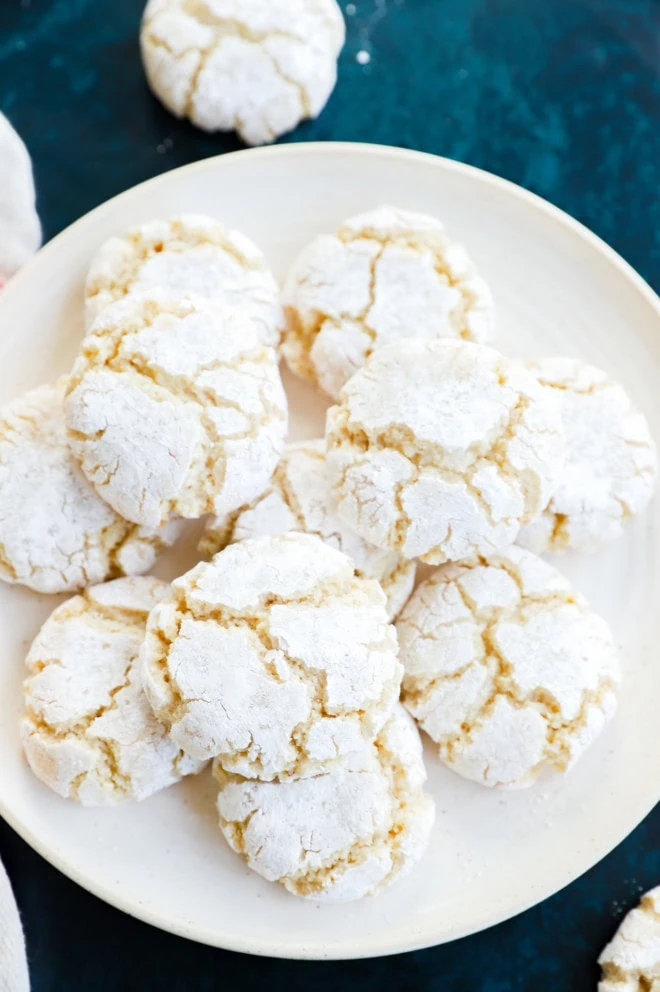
[598,887,660,991]
[326,339,565,565]
[141,532,402,777]
[140,0,345,146]
[200,439,416,620]
[0,113,40,284]
[0,380,180,594]
[397,546,620,789]
[517,357,657,554]
[282,205,495,399]
[21,577,205,805]
[84,214,283,343]
[66,292,287,528]
[215,704,434,901]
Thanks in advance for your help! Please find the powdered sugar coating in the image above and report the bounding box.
[598,887,660,991]
[141,532,403,778]
[140,0,345,146]
[517,357,657,554]
[84,214,284,343]
[282,205,495,399]
[66,292,287,528]
[200,439,416,620]
[397,545,620,788]
[215,704,434,901]
[326,339,565,565]
[21,577,205,806]
[0,380,181,594]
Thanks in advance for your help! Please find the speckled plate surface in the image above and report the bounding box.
[0,143,658,960]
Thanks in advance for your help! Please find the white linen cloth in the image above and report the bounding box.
[0,859,29,992]
[0,109,38,991]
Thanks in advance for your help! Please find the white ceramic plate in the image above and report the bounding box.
[1,143,659,960]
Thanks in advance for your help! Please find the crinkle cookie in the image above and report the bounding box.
[21,577,205,806]
[199,440,416,620]
[282,205,495,400]
[0,380,180,594]
[598,887,660,991]
[517,357,657,554]
[84,214,283,343]
[140,0,345,146]
[326,339,565,565]
[65,292,287,528]
[397,546,620,789]
[141,532,402,777]
[214,705,435,901]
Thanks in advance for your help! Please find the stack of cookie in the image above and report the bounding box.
[10,206,657,901]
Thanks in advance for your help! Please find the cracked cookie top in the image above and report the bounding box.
[598,887,660,992]
[397,546,621,789]
[326,339,565,565]
[140,532,403,778]
[517,357,657,554]
[65,291,287,528]
[140,0,345,145]
[282,205,495,400]
[84,213,284,344]
[199,439,416,620]
[214,704,435,901]
[0,380,181,594]
[21,577,205,805]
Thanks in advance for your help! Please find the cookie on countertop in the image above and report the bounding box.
[397,545,620,789]
[66,292,287,528]
[84,213,284,344]
[282,205,495,399]
[326,339,565,565]
[140,0,345,146]
[0,380,181,594]
[598,886,660,991]
[518,357,657,554]
[215,704,435,901]
[199,439,416,620]
[21,577,205,805]
[141,532,403,778]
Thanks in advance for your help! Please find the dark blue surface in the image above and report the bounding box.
[1,1,659,988]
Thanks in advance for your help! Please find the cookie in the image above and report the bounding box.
[0,380,180,594]
[65,292,287,528]
[598,887,660,991]
[140,0,345,145]
[397,546,620,789]
[517,357,657,554]
[199,439,416,620]
[84,213,284,343]
[21,577,205,805]
[326,339,565,565]
[282,205,495,399]
[141,532,403,777]
[215,704,435,901]
[0,112,41,283]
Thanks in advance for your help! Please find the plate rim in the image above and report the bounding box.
[1,141,659,961]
